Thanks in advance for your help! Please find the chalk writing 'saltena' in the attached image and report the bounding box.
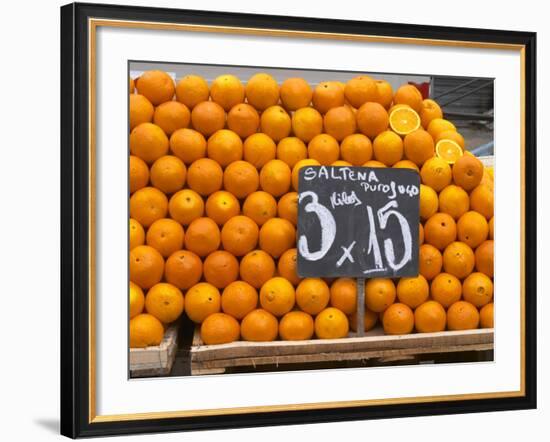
[302,166,419,199]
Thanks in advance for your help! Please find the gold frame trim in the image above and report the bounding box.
[88,18,527,424]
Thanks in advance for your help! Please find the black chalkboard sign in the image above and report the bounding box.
[297,166,420,278]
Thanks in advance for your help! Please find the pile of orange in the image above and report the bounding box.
[128,70,494,348]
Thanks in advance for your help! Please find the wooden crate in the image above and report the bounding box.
[190,327,494,375]
[130,324,179,377]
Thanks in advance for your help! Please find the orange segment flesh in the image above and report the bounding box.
[436,139,464,164]
[389,107,421,136]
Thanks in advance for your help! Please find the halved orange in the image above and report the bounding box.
[389,107,421,136]
[435,139,464,164]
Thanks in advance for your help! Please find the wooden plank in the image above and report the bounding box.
[190,326,494,362]
[130,324,179,377]
[192,343,494,369]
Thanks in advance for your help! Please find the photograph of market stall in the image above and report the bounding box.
[127,62,494,378]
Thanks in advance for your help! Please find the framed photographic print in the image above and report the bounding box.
[60,2,537,438]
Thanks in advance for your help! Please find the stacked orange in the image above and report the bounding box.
[128,70,494,348]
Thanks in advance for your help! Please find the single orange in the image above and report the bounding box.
[135,70,174,105]
[475,240,494,277]
[457,211,489,248]
[332,160,353,166]
[420,157,452,191]
[168,188,204,225]
[427,118,457,140]
[315,307,349,339]
[129,122,169,164]
[207,129,243,167]
[150,155,186,194]
[308,134,340,165]
[452,154,484,191]
[260,105,291,142]
[375,80,393,109]
[129,155,149,194]
[279,311,314,341]
[227,103,260,138]
[356,102,389,139]
[129,281,145,319]
[489,216,494,240]
[443,241,475,279]
[169,128,206,165]
[277,248,302,286]
[153,101,190,136]
[240,249,276,289]
[447,301,479,330]
[245,73,280,111]
[184,217,221,257]
[277,192,298,226]
[329,278,357,315]
[280,77,313,111]
[185,282,221,323]
[221,215,259,257]
[242,191,277,226]
[260,277,296,317]
[479,303,494,328]
[175,75,209,109]
[373,130,403,166]
[203,250,239,289]
[388,106,421,136]
[129,313,164,348]
[436,139,463,164]
[365,278,396,313]
[396,275,429,308]
[470,184,494,220]
[129,245,164,289]
[210,74,245,111]
[129,77,135,94]
[424,213,457,250]
[291,159,321,191]
[419,184,438,221]
[205,191,240,225]
[414,300,446,333]
[164,249,202,290]
[419,222,425,245]
[340,134,372,166]
[243,133,277,168]
[200,313,240,345]
[419,98,443,129]
[295,278,330,315]
[259,217,296,258]
[312,81,345,114]
[241,309,278,342]
[277,137,308,168]
[145,282,185,323]
[403,129,435,167]
[190,101,226,137]
[221,281,258,320]
[362,160,387,168]
[129,218,145,251]
[223,160,260,199]
[323,105,357,141]
[129,187,168,227]
[393,84,423,113]
[418,244,443,280]
[146,218,185,258]
[430,273,462,308]
[344,75,378,108]
[291,107,323,143]
[130,94,154,130]
[382,303,414,335]
[259,159,291,196]
[349,308,378,332]
[462,272,493,307]
[439,185,470,220]
[187,158,223,196]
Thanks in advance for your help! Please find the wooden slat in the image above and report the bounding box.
[130,324,179,376]
[190,326,494,362]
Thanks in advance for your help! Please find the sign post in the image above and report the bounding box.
[296,166,421,337]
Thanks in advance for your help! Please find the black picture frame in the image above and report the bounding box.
[60,2,537,438]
